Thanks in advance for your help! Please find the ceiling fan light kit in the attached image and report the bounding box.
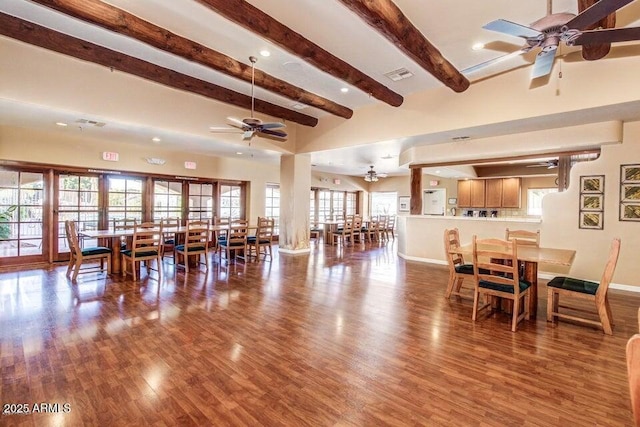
[364,165,379,182]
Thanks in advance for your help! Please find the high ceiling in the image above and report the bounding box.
[2,0,640,178]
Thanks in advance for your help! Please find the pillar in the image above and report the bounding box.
[279,154,311,254]
[410,167,422,215]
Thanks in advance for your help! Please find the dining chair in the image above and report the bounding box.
[378,215,389,241]
[121,223,163,281]
[628,316,640,427]
[443,228,474,299]
[472,236,531,332]
[160,217,180,263]
[505,228,540,246]
[546,238,621,335]
[351,215,363,244]
[363,217,380,243]
[219,223,248,264]
[331,217,353,246]
[215,216,231,247]
[386,215,396,239]
[248,217,274,261]
[175,220,210,273]
[65,220,112,281]
[310,224,322,243]
[113,217,137,249]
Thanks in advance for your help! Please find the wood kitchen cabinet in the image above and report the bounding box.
[457,178,520,208]
[470,180,485,207]
[457,180,471,207]
[485,179,503,208]
[501,177,521,208]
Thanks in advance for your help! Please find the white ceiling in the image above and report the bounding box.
[2,0,640,178]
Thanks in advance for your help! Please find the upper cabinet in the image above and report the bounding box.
[457,178,520,208]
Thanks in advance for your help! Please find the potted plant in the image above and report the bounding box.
[0,205,16,240]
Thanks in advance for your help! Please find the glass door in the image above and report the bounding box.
[107,176,144,225]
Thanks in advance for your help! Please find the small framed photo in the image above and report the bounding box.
[620,203,640,222]
[398,196,410,212]
[621,184,640,203]
[580,175,605,193]
[621,164,640,184]
[448,198,457,205]
[581,194,603,211]
[579,211,603,230]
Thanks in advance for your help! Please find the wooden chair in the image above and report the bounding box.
[121,224,163,281]
[175,220,210,273]
[443,228,474,299]
[628,309,640,426]
[386,215,396,239]
[331,217,353,246]
[546,238,621,335]
[160,217,180,263]
[219,224,248,264]
[248,217,274,261]
[363,217,381,243]
[472,236,531,332]
[113,217,137,249]
[310,224,323,243]
[378,215,389,241]
[351,215,363,244]
[65,220,112,281]
[505,228,540,246]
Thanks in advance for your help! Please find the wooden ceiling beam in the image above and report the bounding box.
[337,0,470,93]
[0,13,318,127]
[578,0,616,60]
[194,0,404,107]
[28,0,352,119]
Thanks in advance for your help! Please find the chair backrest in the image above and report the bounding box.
[65,220,81,255]
[353,215,362,230]
[378,215,388,229]
[505,228,540,246]
[113,218,137,231]
[256,217,274,241]
[472,236,521,294]
[215,217,230,226]
[161,217,180,229]
[227,224,248,245]
[131,224,162,255]
[368,218,380,232]
[185,220,210,251]
[386,215,396,230]
[596,238,621,299]
[341,217,354,234]
[443,228,464,271]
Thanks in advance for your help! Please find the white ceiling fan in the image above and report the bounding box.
[209,56,287,141]
[363,165,388,182]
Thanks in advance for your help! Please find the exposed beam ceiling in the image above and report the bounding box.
[30,0,353,119]
[195,0,404,108]
[337,0,470,93]
[0,13,318,127]
[579,0,616,60]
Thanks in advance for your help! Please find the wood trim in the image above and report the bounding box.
[0,13,318,127]
[410,168,422,215]
[195,0,402,108]
[409,149,601,169]
[337,0,469,93]
[578,0,615,60]
[26,0,351,120]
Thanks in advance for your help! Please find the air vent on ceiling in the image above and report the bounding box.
[384,68,414,82]
[452,136,470,141]
[76,118,106,127]
[290,103,308,110]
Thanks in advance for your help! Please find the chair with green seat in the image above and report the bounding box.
[472,236,531,332]
[175,220,210,273]
[65,220,112,281]
[121,224,163,281]
[248,217,274,261]
[547,238,621,335]
[160,217,180,263]
[443,228,474,299]
[219,223,248,264]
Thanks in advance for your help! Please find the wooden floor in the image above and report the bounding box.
[1,240,638,426]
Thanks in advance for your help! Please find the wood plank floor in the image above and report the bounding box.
[0,241,638,426]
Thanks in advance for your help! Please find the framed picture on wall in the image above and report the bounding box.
[581,194,603,211]
[580,211,604,229]
[620,164,640,221]
[580,175,605,193]
[398,196,410,212]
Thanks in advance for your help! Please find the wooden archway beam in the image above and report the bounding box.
[337,0,470,93]
[578,0,616,60]
[0,13,319,127]
[29,0,353,119]
[195,0,404,107]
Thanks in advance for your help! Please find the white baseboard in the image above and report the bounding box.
[398,252,640,293]
[278,247,311,255]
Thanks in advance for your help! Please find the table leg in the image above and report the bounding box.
[110,236,122,275]
[524,261,538,318]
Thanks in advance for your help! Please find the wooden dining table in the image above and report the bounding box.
[454,243,576,318]
[79,224,256,274]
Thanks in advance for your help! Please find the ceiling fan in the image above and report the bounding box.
[210,56,287,141]
[364,165,388,182]
[464,0,640,79]
[526,159,559,168]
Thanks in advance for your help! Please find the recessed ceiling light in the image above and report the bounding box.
[435,170,441,174]
[340,87,349,93]
[236,152,243,155]
[55,122,68,127]
[472,42,485,51]
[152,137,161,142]
[259,50,271,57]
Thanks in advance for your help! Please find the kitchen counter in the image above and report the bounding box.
[408,215,542,223]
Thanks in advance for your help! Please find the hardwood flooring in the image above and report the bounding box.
[0,241,638,426]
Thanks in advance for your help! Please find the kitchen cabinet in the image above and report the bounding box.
[485,179,503,208]
[457,178,520,208]
[470,180,486,207]
[502,178,521,208]
[457,180,471,207]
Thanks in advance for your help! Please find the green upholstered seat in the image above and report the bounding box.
[547,276,599,295]
[174,244,206,252]
[81,246,111,256]
[479,279,531,294]
[454,264,474,275]
[121,249,158,258]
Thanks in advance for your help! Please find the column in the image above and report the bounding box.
[279,154,311,254]
[410,167,422,215]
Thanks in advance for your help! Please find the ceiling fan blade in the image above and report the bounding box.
[461,48,529,74]
[209,126,243,134]
[259,122,286,130]
[227,116,249,128]
[483,19,543,39]
[259,128,288,139]
[565,0,633,30]
[531,48,557,79]
[574,27,640,45]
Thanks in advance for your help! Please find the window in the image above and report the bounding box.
[317,190,331,222]
[527,188,558,216]
[310,190,316,223]
[310,189,358,222]
[154,180,182,220]
[220,184,242,219]
[265,184,280,235]
[370,191,398,216]
[57,174,100,251]
[188,183,213,221]
[346,192,357,216]
[332,192,344,220]
[107,177,143,224]
[0,170,44,258]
